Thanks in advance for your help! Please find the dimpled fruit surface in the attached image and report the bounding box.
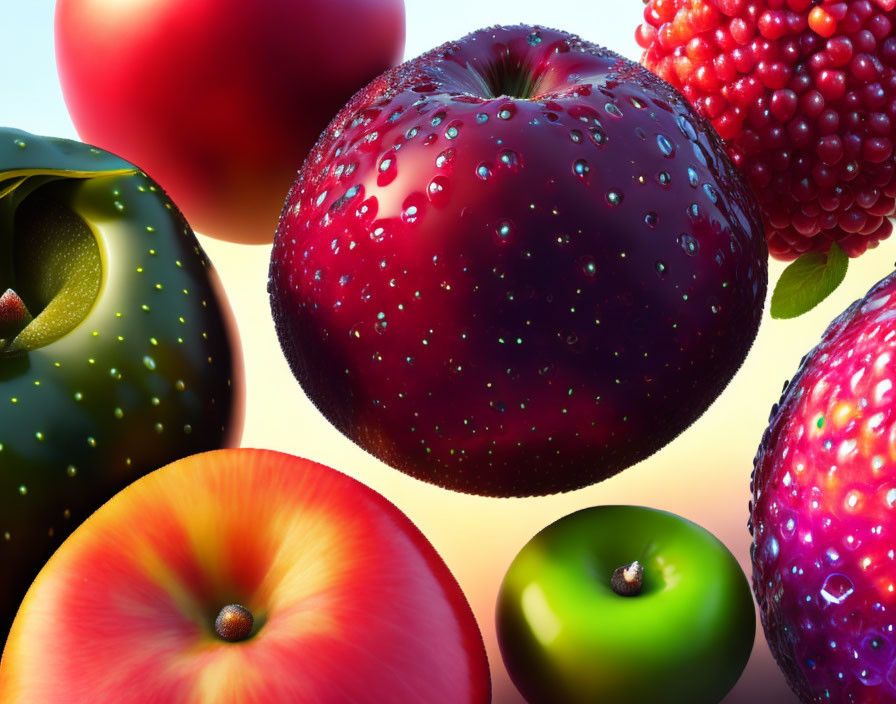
[752,269,896,703]
[638,0,896,261]
[270,24,767,497]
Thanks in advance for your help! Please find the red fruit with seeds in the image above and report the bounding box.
[269,25,767,496]
[638,0,896,262]
[752,269,896,702]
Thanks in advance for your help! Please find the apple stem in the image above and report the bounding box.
[611,560,644,596]
[0,288,33,344]
[215,604,254,642]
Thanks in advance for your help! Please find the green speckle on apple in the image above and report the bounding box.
[0,127,244,642]
[497,505,755,704]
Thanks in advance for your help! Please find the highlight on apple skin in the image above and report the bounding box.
[269,24,767,498]
[0,448,491,704]
[0,128,244,641]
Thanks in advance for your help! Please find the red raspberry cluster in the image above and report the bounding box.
[638,0,896,260]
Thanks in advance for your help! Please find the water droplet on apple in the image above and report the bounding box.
[476,163,493,181]
[498,150,521,171]
[495,219,515,244]
[688,167,699,187]
[657,134,675,157]
[498,104,516,120]
[580,256,597,277]
[573,159,590,178]
[590,127,607,146]
[678,234,699,256]
[820,573,855,605]
[606,189,623,207]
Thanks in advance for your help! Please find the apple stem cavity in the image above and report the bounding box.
[214,604,254,642]
[0,288,33,346]
[611,560,644,597]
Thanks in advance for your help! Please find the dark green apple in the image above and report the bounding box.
[497,505,755,704]
[0,127,244,640]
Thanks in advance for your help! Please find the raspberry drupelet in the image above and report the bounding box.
[638,0,896,260]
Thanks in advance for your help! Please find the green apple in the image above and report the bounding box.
[496,505,755,704]
[0,127,243,641]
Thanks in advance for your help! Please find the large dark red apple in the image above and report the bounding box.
[270,24,767,496]
[0,449,490,702]
[55,0,406,244]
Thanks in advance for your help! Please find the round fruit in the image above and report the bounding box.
[269,24,767,497]
[497,505,755,704]
[0,128,243,641]
[637,0,896,261]
[0,449,491,703]
[55,0,406,244]
[752,268,896,703]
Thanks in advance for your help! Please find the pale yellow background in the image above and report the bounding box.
[7,1,896,702]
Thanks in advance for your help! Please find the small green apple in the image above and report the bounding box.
[496,505,755,704]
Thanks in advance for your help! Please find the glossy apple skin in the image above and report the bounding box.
[0,449,491,703]
[497,505,755,704]
[0,128,244,642]
[270,24,767,496]
[55,0,406,244]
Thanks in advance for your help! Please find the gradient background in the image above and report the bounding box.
[2,2,894,702]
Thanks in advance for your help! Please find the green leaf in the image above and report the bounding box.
[770,242,848,319]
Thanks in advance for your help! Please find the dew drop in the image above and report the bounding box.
[431,111,446,127]
[605,103,623,118]
[495,219,515,243]
[476,113,489,124]
[402,205,420,224]
[406,126,419,139]
[606,189,623,207]
[655,260,667,276]
[580,256,597,277]
[688,167,699,187]
[499,149,520,169]
[476,163,493,180]
[427,175,449,204]
[569,129,583,143]
[590,127,608,146]
[527,31,542,46]
[498,104,516,120]
[658,171,672,186]
[678,234,699,256]
[645,212,658,228]
[821,573,855,605]
[657,134,675,157]
[435,149,455,168]
[573,159,590,178]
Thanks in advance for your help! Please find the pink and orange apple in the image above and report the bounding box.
[0,449,490,703]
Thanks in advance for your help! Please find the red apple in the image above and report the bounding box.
[55,0,406,244]
[0,449,490,703]
[269,24,767,497]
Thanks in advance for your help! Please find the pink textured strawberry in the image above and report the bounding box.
[269,25,767,496]
[637,0,896,302]
[752,269,896,702]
